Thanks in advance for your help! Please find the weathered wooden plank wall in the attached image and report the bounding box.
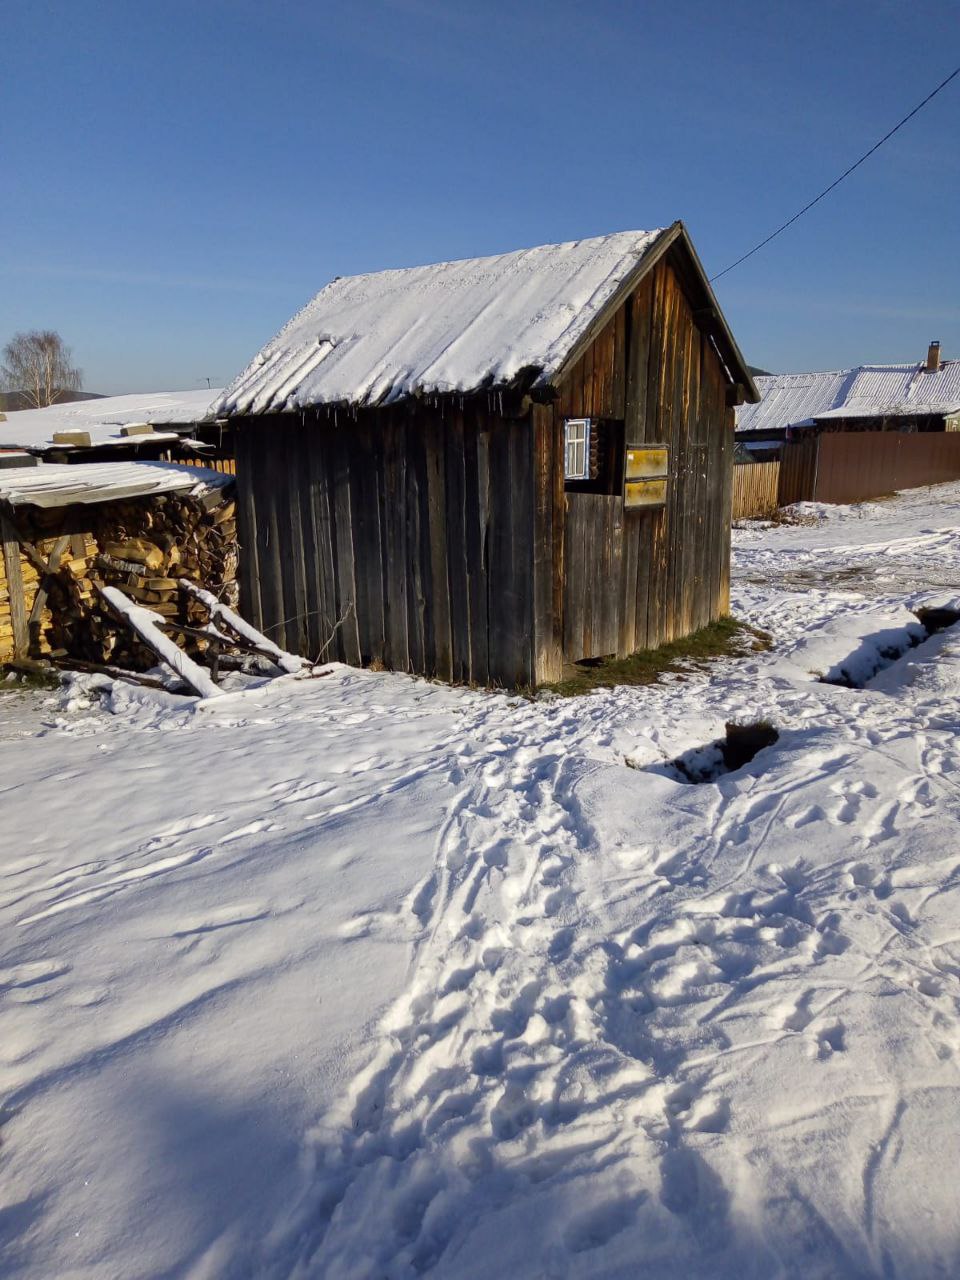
[732,461,781,519]
[236,407,537,687]
[533,252,735,669]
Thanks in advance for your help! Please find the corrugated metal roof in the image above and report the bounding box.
[737,360,960,432]
[214,231,670,416]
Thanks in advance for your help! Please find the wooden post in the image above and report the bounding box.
[1,514,29,658]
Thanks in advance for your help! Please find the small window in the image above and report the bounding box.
[564,418,591,480]
[564,417,625,495]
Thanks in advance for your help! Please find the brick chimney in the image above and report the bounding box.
[926,340,941,372]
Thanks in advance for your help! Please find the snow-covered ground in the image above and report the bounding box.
[3,484,960,1278]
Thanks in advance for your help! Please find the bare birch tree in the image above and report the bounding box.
[1,330,83,408]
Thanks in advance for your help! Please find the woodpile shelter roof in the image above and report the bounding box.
[0,388,222,454]
[215,225,757,417]
[0,461,233,509]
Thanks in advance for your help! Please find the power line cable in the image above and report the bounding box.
[710,64,960,283]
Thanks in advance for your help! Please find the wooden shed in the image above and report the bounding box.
[215,223,758,688]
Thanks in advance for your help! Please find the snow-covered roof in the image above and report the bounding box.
[216,231,674,416]
[0,460,232,509]
[0,389,222,454]
[737,361,960,433]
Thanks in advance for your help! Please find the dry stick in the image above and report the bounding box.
[310,602,356,667]
[47,656,171,690]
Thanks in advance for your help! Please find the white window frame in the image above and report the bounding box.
[564,418,591,481]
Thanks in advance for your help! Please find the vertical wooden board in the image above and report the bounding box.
[510,419,535,685]
[306,426,341,661]
[331,428,362,665]
[257,419,288,648]
[679,305,698,636]
[592,322,609,417]
[345,424,379,663]
[404,417,428,676]
[234,426,263,631]
[642,258,665,688]
[629,276,653,442]
[602,496,623,655]
[279,421,309,656]
[424,415,453,682]
[635,513,653,650]
[646,267,670,644]
[443,409,471,682]
[685,319,703,632]
[611,302,626,418]
[270,419,296,650]
[702,350,725,624]
[532,405,562,684]
[462,409,489,683]
[562,499,585,659]
[485,421,517,685]
[670,290,686,645]
[718,406,734,612]
[668,276,688,642]
[664,272,685,641]
[618,511,640,656]
[381,414,411,672]
[1,514,29,658]
[697,349,716,627]
[551,412,566,662]
[578,497,593,657]
[695,334,715,630]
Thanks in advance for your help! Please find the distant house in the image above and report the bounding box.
[736,345,960,504]
[215,223,757,688]
[0,389,224,463]
[736,344,960,450]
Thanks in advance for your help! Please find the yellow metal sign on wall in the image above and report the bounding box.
[624,444,669,508]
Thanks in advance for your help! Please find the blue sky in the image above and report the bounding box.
[3,0,959,394]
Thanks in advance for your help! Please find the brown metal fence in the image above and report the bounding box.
[812,432,960,504]
[732,461,781,519]
[778,431,960,506]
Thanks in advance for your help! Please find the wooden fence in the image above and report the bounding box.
[732,461,780,519]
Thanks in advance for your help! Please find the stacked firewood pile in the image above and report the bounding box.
[1,483,238,670]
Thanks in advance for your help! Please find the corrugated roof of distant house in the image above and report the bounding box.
[0,388,222,454]
[737,361,960,433]
[215,225,757,418]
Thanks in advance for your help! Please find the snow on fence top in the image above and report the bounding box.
[0,388,223,454]
[737,360,960,433]
[214,230,667,416]
[0,460,233,509]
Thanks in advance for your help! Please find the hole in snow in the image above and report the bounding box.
[819,608,960,690]
[662,721,779,785]
[914,605,960,635]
